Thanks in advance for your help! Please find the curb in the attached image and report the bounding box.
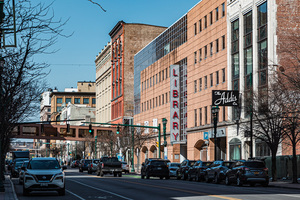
[8,175,19,200]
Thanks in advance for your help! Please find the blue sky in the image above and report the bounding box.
[38,0,201,90]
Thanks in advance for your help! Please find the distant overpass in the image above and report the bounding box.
[12,123,116,141]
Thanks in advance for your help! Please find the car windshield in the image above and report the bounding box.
[93,160,100,164]
[203,162,212,166]
[28,160,60,170]
[15,162,23,167]
[170,163,180,167]
[102,157,119,162]
[189,161,196,166]
[85,160,92,164]
[151,161,166,166]
[223,162,233,167]
[245,162,265,168]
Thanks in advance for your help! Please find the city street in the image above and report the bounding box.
[11,168,300,200]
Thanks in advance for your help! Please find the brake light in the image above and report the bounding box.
[102,163,104,168]
[243,167,250,171]
[91,164,93,167]
[263,168,268,172]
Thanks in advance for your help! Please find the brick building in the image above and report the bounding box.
[108,21,166,125]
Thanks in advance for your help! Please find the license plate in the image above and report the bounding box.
[40,183,48,187]
[157,167,161,170]
[254,172,259,175]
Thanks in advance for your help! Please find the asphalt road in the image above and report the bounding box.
[12,168,300,200]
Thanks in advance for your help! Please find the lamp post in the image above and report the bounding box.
[95,136,97,159]
[211,106,220,160]
[162,118,167,160]
[75,141,77,160]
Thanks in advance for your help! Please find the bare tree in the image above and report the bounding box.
[242,80,285,181]
[87,0,106,12]
[0,0,68,176]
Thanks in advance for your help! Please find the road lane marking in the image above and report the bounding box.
[119,179,241,200]
[66,189,86,200]
[70,179,133,200]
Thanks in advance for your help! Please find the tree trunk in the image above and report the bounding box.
[271,151,277,181]
[292,142,298,183]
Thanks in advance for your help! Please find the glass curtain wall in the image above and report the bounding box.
[134,15,187,115]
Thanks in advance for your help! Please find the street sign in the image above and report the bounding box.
[204,132,209,140]
[212,90,239,106]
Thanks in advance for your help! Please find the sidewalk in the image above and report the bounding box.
[269,179,300,190]
[0,174,18,200]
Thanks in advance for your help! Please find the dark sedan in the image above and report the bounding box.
[176,159,197,180]
[187,160,212,181]
[205,160,235,183]
[225,160,269,186]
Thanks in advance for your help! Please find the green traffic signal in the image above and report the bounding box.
[116,126,120,134]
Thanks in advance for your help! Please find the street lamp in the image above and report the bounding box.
[211,106,220,160]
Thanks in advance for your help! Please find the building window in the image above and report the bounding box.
[150,99,152,109]
[56,106,62,112]
[210,11,213,25]
[194,80,197,93]
[223,106,226,121]
[153,76,155,86]
[142,103,143,112]
[162,94,164,105]
[210,73,213,87]
[222,68,225,82]
[166,92,168,103]
[229,138,242,160]
[156,74,158,84]
[150,77,152,87]
[199,78,202,91]
[222,3,225,17]
[204,76,207,89]
[216,39,219,53]
[199,19,202,32]
[56,98,62,104]
[204,45,207,59]
[92,98,96,104]
[156,97,158,107]
[222,35,225,49]
[216,71,219,85]
[232,19,240,120]
[165,68,168,79]
[210,42,213,56]
[66,98,71,104]
[194,23,197,35]
[199,48,202,62]
[204,15,207,28]
[244,11,253,92]
[199,108,202,126]
[74,98,80,104]
[216,7,219,21]
[162,70,164,81]
[159,96,161,106]
[83,98,89,104]
[159,72,161,82]
[194,51,197,64]
[194,109,197,127]
[204,106,207,124]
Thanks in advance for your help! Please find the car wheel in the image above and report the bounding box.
[19,178,22,185]
[114,172,117,177]
[58,187,65,196]
[250,183,255,187]
[205,173,211,183]
[195,174,200,182]
[100,170,104,177]
[118,173,122,177]
[225,176,231,185]
[214,174,220,184]
[262,181,269,187]
[176,172,181,180]
[87,170,91,174]
[160,176,163,179]
[165,176,170,180]
[141,173,144,179]
[23,185,30,196]
[146,172,150,179]
[183,173,187,180]
[237,176,243,187]
[97,171,100,176]
[188,174,192,181]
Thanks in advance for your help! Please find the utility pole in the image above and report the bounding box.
[95,136,97,159]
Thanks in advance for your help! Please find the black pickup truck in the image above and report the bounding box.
[96,157,122,177]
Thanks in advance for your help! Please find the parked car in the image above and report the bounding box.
[167,162,180,177]
[87,159,100,174]
[79,159,92,172]
[187,160,212,181]
[96,157,122,177]
[225,160,269,186]
[176,159,197,180]
[22,157,67,196]
[205,160,235,183]
[11,161,24,178]
[141,158,169,179]
[121,162,129,174]
[71,160,80,168]
[18,160,29,184]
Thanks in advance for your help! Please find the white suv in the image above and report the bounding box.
[22,157,66,196]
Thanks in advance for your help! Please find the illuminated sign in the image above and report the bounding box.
[170,65,180,143]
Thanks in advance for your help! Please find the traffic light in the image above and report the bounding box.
[156,141,159,147]
[116,126,120,134]
[89,124,93,134]
[67,124,70,132]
